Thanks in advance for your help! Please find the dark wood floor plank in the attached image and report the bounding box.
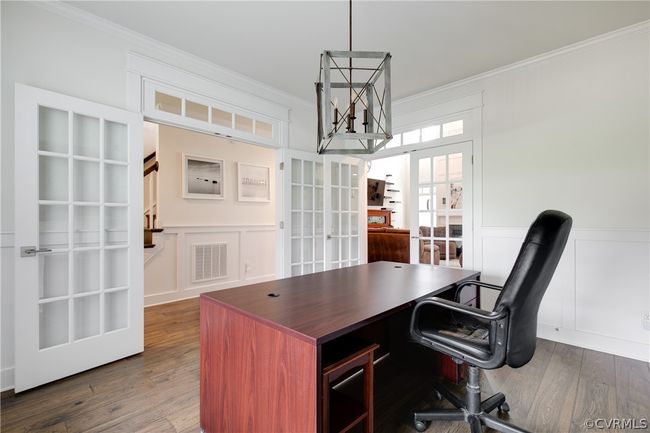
[570,350,617,433]
[615,356,650,420]
[525,343,584,433]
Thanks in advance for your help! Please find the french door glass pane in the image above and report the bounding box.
[303,161,313,184]
[351,214,358,235]
[303,187,313,211]
[331,162,339,186]
[74,206,100,247]
[104,121,128,162]
[291,159,302,183]
[39,107,68,154]
[315,163,323,185]
[303,212,313,236]
[39,300,68,349]
[104,290,128,332]
[74,160,99,203]
[341,164,350,187]
[450,182,463,210]
[449,153,463,180]
[291,212,301,236]
[74,295,100,340]
[315,188,324,211]
[39,253,68,300]
[74,250,100,294]
[351,165,359,187]
[303,238,313,262]
[350,189,358,211]
[105,207,128,245]
[105,164,128,203]
[39,156,68,201]
[433,156,446,182]
[418,158,431,184]
[291,186,301,210]
[291,239,301,264]
[104,248,128,289]
[73,114,100,158]
[351,237,359,260]
[315,212,324,235]
[39,205,68,249]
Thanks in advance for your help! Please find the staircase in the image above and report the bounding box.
[144,152,163,248]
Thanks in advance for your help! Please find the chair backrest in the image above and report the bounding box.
[494,210,572,368]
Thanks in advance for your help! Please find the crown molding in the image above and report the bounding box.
[31,1,312,109]
[395,19,650,107]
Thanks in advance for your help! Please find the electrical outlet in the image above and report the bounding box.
[642,312,650,331]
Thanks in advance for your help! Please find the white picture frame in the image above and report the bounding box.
[237,163,271,202]
[182,153,224,200]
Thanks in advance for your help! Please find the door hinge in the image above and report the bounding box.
[279,162,285,170]
[279,221,285,229]
[471,155,474,164]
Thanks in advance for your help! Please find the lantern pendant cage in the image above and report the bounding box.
[315,2,392,154]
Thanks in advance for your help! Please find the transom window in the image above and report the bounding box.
[385,119,464,150]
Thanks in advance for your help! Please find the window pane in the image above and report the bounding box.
[433,156,446,183]
[235,115,253,133]
[421,125,440,142]
[155,92,181,115]
[255,120,273,139]
[211,107,232,127]
[186,101,209,122]
[442,120,463,137]
[402,129,420,145]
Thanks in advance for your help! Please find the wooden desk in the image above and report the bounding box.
[200,261,480,433]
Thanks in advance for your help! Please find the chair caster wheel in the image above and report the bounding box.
[414,420,430,432]
[498,402,510,413]
[434,390,443,400]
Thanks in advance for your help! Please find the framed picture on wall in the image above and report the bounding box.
[182,153,224,200]
[237,163,270,202]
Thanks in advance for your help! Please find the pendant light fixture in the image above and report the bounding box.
[316,0,392,154]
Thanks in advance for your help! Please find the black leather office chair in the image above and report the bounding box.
[409,210,572,433]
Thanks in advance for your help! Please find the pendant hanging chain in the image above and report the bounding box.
[349,0,353,108]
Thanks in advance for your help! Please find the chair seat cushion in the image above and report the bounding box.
[419,322,492,361]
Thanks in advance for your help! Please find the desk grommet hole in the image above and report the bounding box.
[267,293,280,298]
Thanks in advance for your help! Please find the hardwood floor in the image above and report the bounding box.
[2,298,648,433]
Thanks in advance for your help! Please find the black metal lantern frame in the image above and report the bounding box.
[316,50,392,155]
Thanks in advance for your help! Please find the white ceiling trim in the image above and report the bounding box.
[394,19,649,107]
[32,0,313,109]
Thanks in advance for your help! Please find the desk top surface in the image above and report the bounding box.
[202,261,480,344]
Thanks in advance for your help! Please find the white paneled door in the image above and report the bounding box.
[14,84,143,392]
[286,151,365,276]
[410,142,473,269]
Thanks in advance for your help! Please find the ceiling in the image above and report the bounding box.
[69,1,649,102]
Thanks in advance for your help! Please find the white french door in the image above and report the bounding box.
[324,157,365,270]
[410,141,473,268]
[286,151,365,276]
[14,84,143,392]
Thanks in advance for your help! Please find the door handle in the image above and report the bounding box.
[20,246,53,257]
[411,236,420,239]
[327,235,342,239]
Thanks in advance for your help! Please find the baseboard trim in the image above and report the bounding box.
[538,324,649,362]
[144,274,276,307]
[1,367,15,392]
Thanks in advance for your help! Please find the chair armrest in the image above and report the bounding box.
[456,280,503,292]
[412,297,507,323]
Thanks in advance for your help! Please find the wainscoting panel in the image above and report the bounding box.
[575,239,649,344]
[144,224,276,306]
[479,227,649,361]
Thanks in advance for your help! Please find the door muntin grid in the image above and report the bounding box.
[38,106,130,350]
[417,152,464,268]
[290,158,325,276]
[329,161,360,269]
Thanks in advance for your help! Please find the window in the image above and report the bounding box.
[377,119,464,152]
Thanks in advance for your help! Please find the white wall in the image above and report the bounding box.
[0,1,313,390]
[393,23,650,360]
[143,125,277,305]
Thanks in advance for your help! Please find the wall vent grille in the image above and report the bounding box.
[192,243,227,282]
